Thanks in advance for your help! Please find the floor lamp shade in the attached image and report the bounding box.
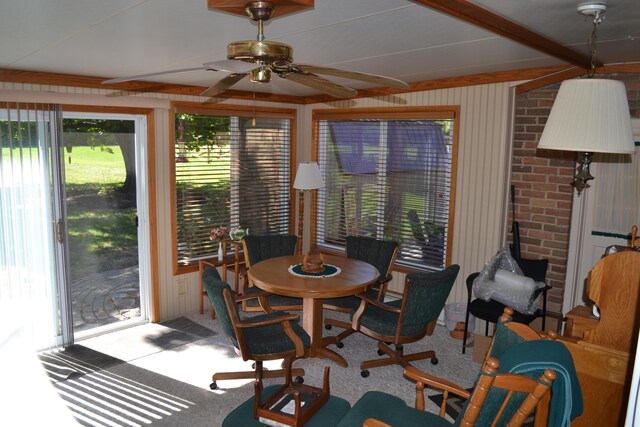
[538,79,635,154]
[293,162,324,190]
[293,162,324,254]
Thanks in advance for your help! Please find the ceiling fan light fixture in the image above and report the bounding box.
[250,68,271,83]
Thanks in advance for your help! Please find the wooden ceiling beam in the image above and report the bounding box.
[412,0,597,69]
[0,68,306,104]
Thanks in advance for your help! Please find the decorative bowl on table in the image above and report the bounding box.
[302,250,324,273]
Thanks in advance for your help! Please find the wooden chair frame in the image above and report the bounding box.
[363,308,557,427]
[210,287,305,389]
[351,276,440,376]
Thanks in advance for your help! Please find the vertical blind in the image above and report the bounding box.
[315,111,456,270]
[0,102,61,350]
[174,107,293,265]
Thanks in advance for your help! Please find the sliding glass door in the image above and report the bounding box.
[1,105,150,349]
[62,113,150,337]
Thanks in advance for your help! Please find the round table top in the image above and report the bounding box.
[248,254,380,299]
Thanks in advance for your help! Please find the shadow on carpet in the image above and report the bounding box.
[39,318,218,426]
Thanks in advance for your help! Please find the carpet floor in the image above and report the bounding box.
[42,311,481,426]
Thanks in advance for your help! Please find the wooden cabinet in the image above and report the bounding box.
[561,250,640,426]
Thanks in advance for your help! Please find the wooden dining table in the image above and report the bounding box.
[248,254,380,367]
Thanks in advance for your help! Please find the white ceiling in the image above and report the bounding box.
[1,0,639,97]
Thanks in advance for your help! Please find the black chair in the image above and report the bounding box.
[323,236,399,347]
[241,234,303,312]
[461,256,550,354]
[202,265,309,390]
[352,265,460,377]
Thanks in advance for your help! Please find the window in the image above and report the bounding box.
[172,104,295,269]
[314,108,458,270]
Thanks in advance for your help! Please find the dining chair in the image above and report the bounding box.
[461,256,550,354]
[352,265,459,377]
[241,234,303,312]
[323,236,399,347]
[202,265,309,390]
[336,308,582,427]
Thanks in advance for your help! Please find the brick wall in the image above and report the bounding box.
[510,73,640,314]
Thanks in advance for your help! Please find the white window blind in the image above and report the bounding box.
[174,106,293,266]
[315,110,456,270]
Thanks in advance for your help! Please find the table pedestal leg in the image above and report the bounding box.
[302,298,348,368]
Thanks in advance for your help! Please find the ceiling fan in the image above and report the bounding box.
[103,1,409,99]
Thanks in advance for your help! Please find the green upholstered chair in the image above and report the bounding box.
[352,265,460,377]
[337,309,582,427]
[241,234,303,312]
[202,265,310,390]
[323,236,400,347]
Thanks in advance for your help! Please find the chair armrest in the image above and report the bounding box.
[533,284,552,299]
[236,312,301,329]
[235,289,271,302]
[404,365,470,400]
[356,292,402,314]
[363,419,391,427]
[373,274,393,300]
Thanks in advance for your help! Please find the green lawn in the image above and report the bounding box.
[62,146,138,279]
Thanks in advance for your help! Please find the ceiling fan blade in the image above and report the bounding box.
[283,71,357,98]
[200,73,248,98]
[102,67,208,84]
[203,60,259,74]
[297,65,409,89]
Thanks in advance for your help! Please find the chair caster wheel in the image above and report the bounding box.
[325,324,332,330]
[210,381,217,390]
[377,349,385,356]
[295,376,304,384]
[361,370,370,378]
[336,341,344,349]
[431,357,439,365]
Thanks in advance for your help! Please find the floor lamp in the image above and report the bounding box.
[293,162,324,255]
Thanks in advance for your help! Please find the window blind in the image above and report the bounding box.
[174,108,292,266]
[315,112,456,270]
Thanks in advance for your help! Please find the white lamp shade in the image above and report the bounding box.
[538,79,635,154]
[293,161,324,190]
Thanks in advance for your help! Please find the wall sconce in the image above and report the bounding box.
[537,2,635,194]
[293,161,324,254]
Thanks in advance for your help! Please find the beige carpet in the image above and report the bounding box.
[64,311,481,426]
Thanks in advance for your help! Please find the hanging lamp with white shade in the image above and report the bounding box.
[537,1,635,193]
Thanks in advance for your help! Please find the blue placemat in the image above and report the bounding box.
[288,263,341,278]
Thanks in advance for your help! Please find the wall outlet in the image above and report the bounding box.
[177,278,186,295]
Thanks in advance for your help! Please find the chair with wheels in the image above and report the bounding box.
[337,308,582,427]
[323,236,399,348]
[241,234,303,312]
[351,265,459,377]
[202,265,309,390]
[461,256,550,354]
